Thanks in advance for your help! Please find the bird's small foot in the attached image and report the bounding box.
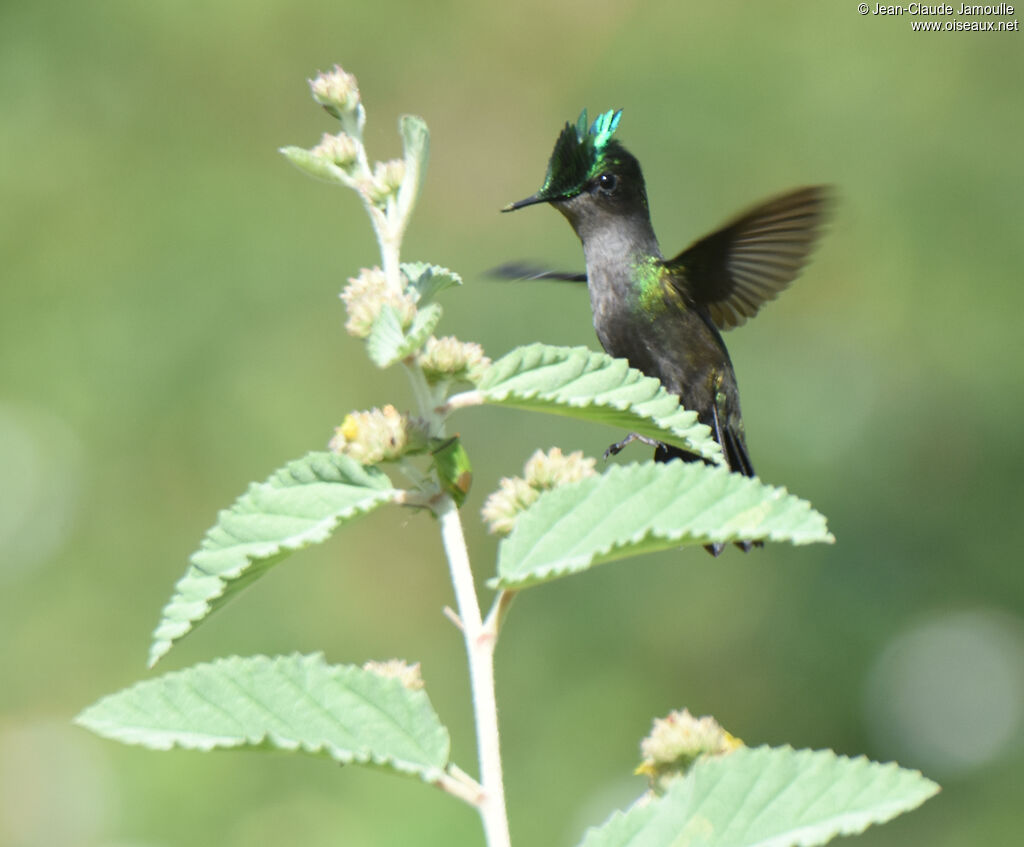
[604,432,662,459]
[704,540,763,556]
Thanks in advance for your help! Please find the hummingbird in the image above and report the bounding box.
[501,109,829,554]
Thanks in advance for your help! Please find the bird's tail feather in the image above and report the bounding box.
[654,432,762,556]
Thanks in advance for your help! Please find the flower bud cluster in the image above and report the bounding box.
[522,447,596,489]
[312,132,359,168]
[637,709,742,793]
[417,336,490,384]
[361,158,406,206]
[362,659,424,691]
[340,267,418,338]
[294,66,421,224]
[329,405,427,465]
[309,65,361,115]
[481,448,596,535]
[480,477,538,536]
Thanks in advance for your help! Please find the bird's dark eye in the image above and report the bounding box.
[597,172,618,194]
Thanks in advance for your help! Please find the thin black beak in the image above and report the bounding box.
[502,193,548,212]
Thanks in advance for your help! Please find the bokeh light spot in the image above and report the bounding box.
[863,608,1024,776]
[0,404,82,582]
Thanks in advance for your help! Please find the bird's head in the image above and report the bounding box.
[503,109,649,232]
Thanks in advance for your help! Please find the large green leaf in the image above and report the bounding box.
[77,654,451,782]
[451,344,722,462]
[578,746,939,847]
[495,461,832,588]
[149,453,399,666]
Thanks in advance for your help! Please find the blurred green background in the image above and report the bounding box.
[2,1,1022,845]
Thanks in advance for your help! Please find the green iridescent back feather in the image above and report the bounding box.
[539,108,624,201]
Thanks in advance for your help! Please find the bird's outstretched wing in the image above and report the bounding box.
[664,186,831,330]
[488,262,587,283]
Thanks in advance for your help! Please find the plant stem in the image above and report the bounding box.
[435,766,484,806]
[352,102,505,840]
[379,224,402,294]
[437,494,511,847]
[403,362,444,432]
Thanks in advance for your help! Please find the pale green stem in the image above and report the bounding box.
[379,223,403,294]
[356,107,507,844]
[436,495,511,847]
[483,590,517,639]
[403,362,445,434]
[435,766,484,806]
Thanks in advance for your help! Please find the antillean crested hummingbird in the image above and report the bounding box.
[501,109,829,554]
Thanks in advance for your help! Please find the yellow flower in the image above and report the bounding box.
[637,709,743,793]
[329,405,426,464]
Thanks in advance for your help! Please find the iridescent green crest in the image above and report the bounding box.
[537,108,624,201]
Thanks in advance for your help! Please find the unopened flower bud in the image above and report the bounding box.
[340,267,418,338]
[481,477,539,536]
[377,158,406,189]
[523,447,597,490]
[481,448,595,535]
[637,709,742,793]
[312,131,359,168]
[309,65,361,115]
[417,336,490,384]
[329,405,427,464]
[362,159,406,205]
[362,659,424,691]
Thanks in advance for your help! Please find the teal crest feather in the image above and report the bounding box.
[538,108,624,202]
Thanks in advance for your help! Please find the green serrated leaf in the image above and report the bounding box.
[456,344,721,462]
[77,654,451,783]
[366,303,406,367]
[366,302,443,369]
[401,262,463,304]
[494,462,832,589]
[401,302,443,357]
[578,746,939,847]
[149,453,399,666]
